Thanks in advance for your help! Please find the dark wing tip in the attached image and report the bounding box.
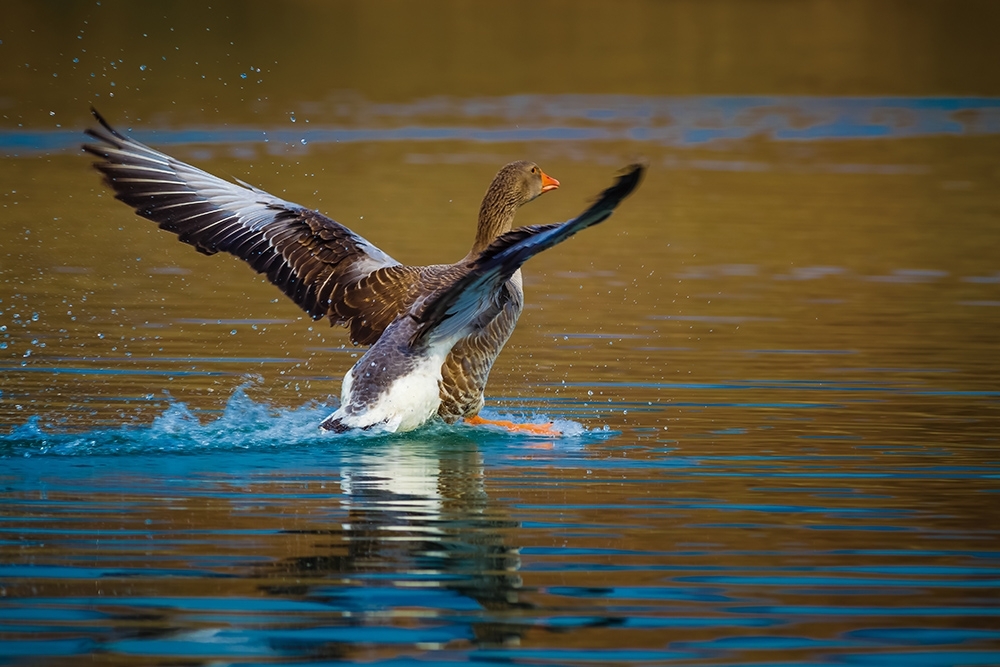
[569,161,645,226]
[82,107,129,158]
[88,106,123,139]
[600,162,645,204]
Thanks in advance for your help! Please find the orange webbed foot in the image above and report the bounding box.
[465,414,561,436]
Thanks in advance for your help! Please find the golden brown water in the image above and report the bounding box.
[2,1,1000,665]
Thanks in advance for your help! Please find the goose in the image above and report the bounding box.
[82,109,641,432]
[321,163,643,432]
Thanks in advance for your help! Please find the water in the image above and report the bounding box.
[2,391,999,664]
[3,1,1000,664]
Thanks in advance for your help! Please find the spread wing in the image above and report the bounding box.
[82,108,419,345]
[413,163,645,346]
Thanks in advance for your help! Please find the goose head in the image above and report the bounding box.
[472,161,559,255]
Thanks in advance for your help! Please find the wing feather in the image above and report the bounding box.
[413,164,645,346]
[83,108,420,344]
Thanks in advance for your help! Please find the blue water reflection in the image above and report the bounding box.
[3,95,1000,154]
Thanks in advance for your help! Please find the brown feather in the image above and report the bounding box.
[83,110,554,420]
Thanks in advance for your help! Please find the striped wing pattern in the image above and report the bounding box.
[82,109,419,345]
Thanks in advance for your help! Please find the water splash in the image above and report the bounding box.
[1,386,600,457]
[467,410,593,438]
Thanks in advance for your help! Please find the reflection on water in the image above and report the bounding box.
[1,398,999,664]
[0,417,531,661]
[271,441,528,651]
[3,0,1000,663]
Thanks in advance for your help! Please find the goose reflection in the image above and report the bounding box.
[263,432,529,653]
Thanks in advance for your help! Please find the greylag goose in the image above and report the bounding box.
[82,109,640,433]
[321,163,643,432]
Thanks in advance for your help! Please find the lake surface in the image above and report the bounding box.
[2,1,1000,665]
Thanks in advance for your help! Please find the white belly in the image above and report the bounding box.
[326,344,450,433]
[352,355,443,432]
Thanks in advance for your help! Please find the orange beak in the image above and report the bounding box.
[540,170,560,193]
